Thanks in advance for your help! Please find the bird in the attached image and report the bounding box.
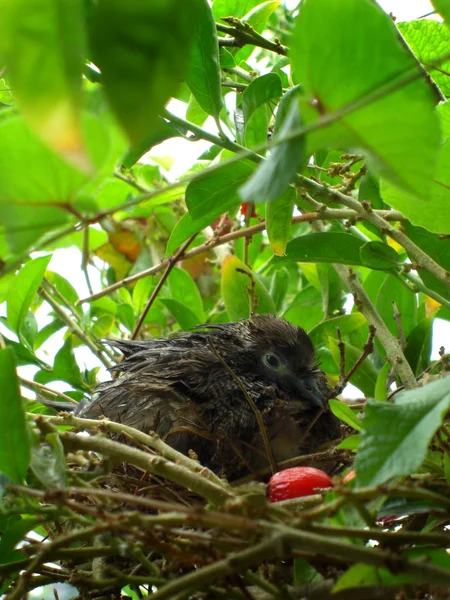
[74,314,342,481]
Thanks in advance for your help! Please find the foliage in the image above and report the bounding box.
[0,0,450,598]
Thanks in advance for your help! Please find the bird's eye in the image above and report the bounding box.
[264,353,281,369]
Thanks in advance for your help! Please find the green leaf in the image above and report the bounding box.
[90,0,200,145]
[270,267,290,313]
[186,159,255,220]
[35,338,85,390]
[0,0,87,165]
[0,348,31,483]
[309,313,367,347]
[0,516,41,562]
[374,362,390,402]
[334,564,379,593]
[283,286,324,332]
[159,298,202,330]
[355,377,450,487]
[359,241,401,270]
[433,0,450,22]
[329,399,362,432]
[122,118,186,169]
[338,434,361,450]
[167,267,205,322]
[265,188,295,255]
[379,100,450,234]
[166,212,211,257]
[0,114,110,252]
[240,86,305,204]
[186,0,223,119]
[271,233,365,266]
[375,273,417,339]
[7,255,51,338]
[242,73,282,127]
[404,317,433,375]
[221,254,276,320]
[290,0,440,199]
[402,222,450,301]
[212,0,261,20]
[399,20,450,96]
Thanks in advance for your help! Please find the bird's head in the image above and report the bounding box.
[245,315,326,411]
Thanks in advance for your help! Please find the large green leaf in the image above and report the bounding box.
[271,232,365,266]
[0,114,110,252]
[240,85,305,204]
[186,0,223,119]
[212,0,261,20]
[398,20,450,97]
[0,348,31,483]
[0,0,86,165]
[186,159,255,220]
[7,255,51,339]
[242,73,282,148]
[380,98,450,234]
[221,254,275,320]
[355,377,450,487]
[90,0,200,145]
[265,189,295,256]
[167,267,205,322]
[290,0,440,199]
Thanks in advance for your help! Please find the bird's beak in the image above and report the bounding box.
[295,376,325,410]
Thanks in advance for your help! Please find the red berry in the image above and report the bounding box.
[268,467,333,502]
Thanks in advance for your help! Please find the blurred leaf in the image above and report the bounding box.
[0,348,31,483]
[221,254,275,320]
[404,317,433,375]
[374,362,390,402]
[329,399,362,432]
[355,377,450,487]
[212,0,261,20]
[186,159,255,219]
[122,118,186,169]
[272,233,365,266]
[309,313,366,347]
[7,255,51,338]
[265,189,295,255]
[402,221,450,301]
[0,114,110,252]
[338,434,361,450]
[334,563,379,593]
[160,298,202,330]
[167,267,205,322]
[380,101,450,234]
[90,0,200,145]
[270,267,290,313]
[1,0,87,166]
[375,274,417,338]
[291,0,440,198]
[35,337,86,390]
[240,86,304,204]
[359,241,401,270]
[433,0,450,22]
[117,304,136,333]
[0,516,40,562]
[31,433,67,488]
[186,0,223,118]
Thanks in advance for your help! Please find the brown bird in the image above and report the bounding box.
[75,315,341,480]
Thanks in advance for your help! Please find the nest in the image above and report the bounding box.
[5,412,450,600]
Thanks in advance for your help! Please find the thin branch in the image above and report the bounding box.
[20,378,79,405]
[39,287,112,369]
[131,234,197,339]
[77,209,405,304]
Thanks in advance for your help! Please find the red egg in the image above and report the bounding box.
[268,467,333,502]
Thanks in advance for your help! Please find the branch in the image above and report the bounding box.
[77,209,404,304]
